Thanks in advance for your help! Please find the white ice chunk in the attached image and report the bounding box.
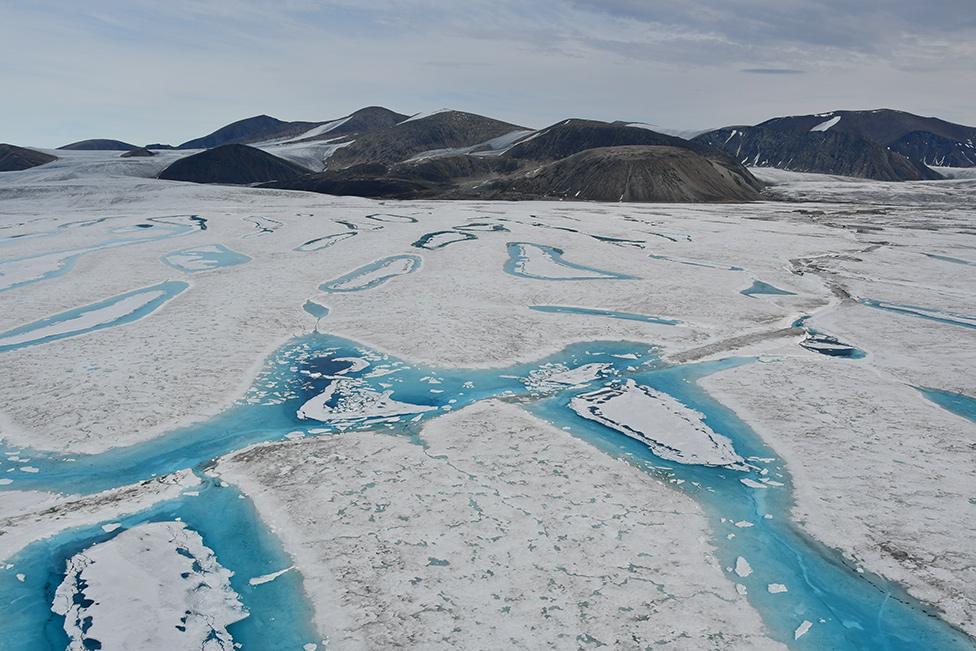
[734,556,753,577]
[297,380,436,423]
[794,620,813,639]
[570,380,746,468]
[248,565,294,586]
[52,521,247,651]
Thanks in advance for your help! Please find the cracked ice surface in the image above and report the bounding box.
[217,400,785,649]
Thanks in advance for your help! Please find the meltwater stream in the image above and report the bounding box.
[1,332,973,649]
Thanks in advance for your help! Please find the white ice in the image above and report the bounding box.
[810,115,842,132]
[570,380,746,468]
[51,521,247,651]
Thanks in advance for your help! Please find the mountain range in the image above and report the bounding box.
[4,107,974,200]
[695,109,976,180]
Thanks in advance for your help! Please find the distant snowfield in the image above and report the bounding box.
[0,151,974,648]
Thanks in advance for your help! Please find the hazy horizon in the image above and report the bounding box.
[3,0,975,148]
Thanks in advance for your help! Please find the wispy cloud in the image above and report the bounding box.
[1,0,973,146]
[741,68,806,75]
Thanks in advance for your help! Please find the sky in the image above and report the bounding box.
[2,0,975,148]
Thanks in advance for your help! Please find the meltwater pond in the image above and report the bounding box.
[530,304,681,325]
[0,473,319,651]
[530,362,975,650]
[319,254,422,292]
[860,298,976,330]
[161,244,251,273]
[505,242,636,280]
[0,335,658,495]
[1,333,973,650]
[0,216,200,293]
[0,281,188,353]
[918,387,976,423]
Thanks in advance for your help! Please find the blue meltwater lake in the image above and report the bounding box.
[1,330,973,650]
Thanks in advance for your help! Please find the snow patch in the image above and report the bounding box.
[810,115,841,132]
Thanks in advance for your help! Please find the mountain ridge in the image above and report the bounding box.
[696,108,976,179]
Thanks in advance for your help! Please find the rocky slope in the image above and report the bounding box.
[58,139,138,151]
[696,127,940,181]
[158,144,310,184]
[177,115,322,150]
[696,109,976,180]
[0,144,57,172]
[504,119,715,161]
[264,113,761,202]
[177,107,409,150]
[470,145,762,202]
[326,110,528,168]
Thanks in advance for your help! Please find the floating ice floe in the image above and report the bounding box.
[740,478,768,489]
[0,281,188,353]
[52,521,247,651]
[161,244,251,273]
[522,362,610,394]
[734,556,753,577]
[795,620,813,639]
[294,231,357,252]
[319,254,422,293]
[297,381,437,424]
[412,230,476,249]
[570,380,746,469]
[248,565,295,586]
[504,242,636,281]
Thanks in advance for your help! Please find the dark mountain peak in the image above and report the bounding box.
[327,110,528,169]
[178,114,317,149]
[292,106,410,142]
[395,109,525,130]
[0,144,58,172]
[351,106,406,118]
[58,139,138,151]
[702,107,976,175]
[472,145,762,202]
[754,109,975,148]
[503,118,712,162]
[158,143,311,184]
[695,125,942,181]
